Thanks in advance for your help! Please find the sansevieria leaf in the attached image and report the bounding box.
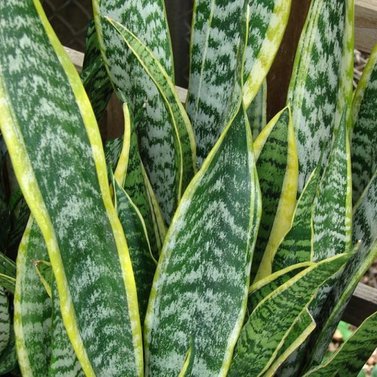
[14,219,52,377]
[252,106,298,281]
[243,0,292,108]
[228,254,349,377]
[351,44,377,204]
[93,0,186,223]
[304,310,377,377]
[288,0,354,192]
[0,289,9,356]
[0,2,142,376]
[145,25,261,368]
[186,0,247,163]
[104,16,197,200]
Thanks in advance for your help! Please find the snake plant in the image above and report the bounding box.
[0,0,376,376]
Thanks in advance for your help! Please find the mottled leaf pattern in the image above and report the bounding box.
[48,282,84,377]
[14,219,52,376]
[351,45,377,204]
[94,0,181,222]
[273,169,321,272]
[0,2,142,376]
[0,328,17,375]
[186,0,246,163]
[81,20,113,123]
[105,17,197,195]
[115,180,156,322]
[252,107,298,281]
[305,311,377,377]
[313,115,352,261]
[228,254,349,376]
[243,0,291,107]
[145,105,261,376]
[247,80,267,140]
[288,0,354,192]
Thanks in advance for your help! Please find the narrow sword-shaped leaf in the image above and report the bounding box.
[273,168,321,272]
[0,2,142,376]
[351,44,377,204]
[304,310,377,377]
[288,0,354,192]
[93,0,182,223]
[254,106,298,281]
[0,328,17,375]
[104,17,197,194]
[114,180,156,322]
[0,252,16,280]
[81,20,113,123]
[145,102,261,376]
[312,114,352,261]
[14,219,52,377]
[243,0,291,108]
[186,0,246,164]
[48,282,84,377]
[228,254,349,377]
[247,80,267,140]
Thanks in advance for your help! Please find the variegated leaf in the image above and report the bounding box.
[273,168,321,272]
[145,103,261,376]
[0,327,17,375]
[243,0,291,108]
[104,16,197,198]
[114,180,156,322]
[247,80,267,140]
[93,0,183,223]
[252,107,298,281]
[351,44,377,204]
[14,219,52,376]
[186,0,246,163]
[313,114,352,261]
[0,289,9,356]
[228,254,349,377]
[48,282,84,377]
[0,2,142,376]
[81,20,113,123]
[265,307,316,377]
[105,137,123,172]
[0,252,16,280]
[288,0,354,192]
[304,310,377,377]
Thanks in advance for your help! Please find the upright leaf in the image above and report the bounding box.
[243,0,291,108]
[93,0,185,223]
[0,2,142,376]
[351,44,377,204]
[186,0,247,163]
[14,219,52,377]
[0,289,9,356]
[252,107,298,281]
[228,254,349,376]
[312,114,352,261]
[288,0,354,192]
[145,102,261,375]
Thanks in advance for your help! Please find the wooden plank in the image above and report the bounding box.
[342,283,377,326]
[356,0,377,53]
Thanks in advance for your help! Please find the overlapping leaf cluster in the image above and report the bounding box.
[0,0,376,376]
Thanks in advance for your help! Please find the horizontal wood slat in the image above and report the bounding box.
[356,0,377,53]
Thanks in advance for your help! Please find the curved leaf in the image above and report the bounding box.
[0,2,142,376]
[145,102,261,376]
[247,80,267,140]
